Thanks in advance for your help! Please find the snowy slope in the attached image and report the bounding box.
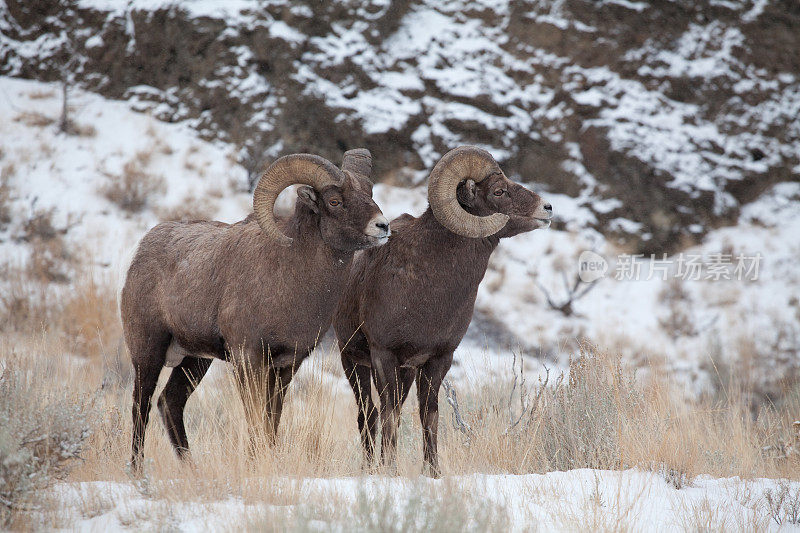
[2,0,798,253]
[0,77,251,273]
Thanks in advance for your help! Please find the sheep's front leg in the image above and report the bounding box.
[372,349,414,474]
[234,359,287,454]
[416,352,453,478]
[341,353,378,467]
[266,366,295,441]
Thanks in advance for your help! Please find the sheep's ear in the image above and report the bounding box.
[456,179,477,207]
[297,186,319,213]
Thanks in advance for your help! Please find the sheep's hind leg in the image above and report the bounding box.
[416,352,453,478]
[266,366,295,442]
[341,352,378,467]
[158,356,213,461]
[372,349,415,475]
[130,332,170,475]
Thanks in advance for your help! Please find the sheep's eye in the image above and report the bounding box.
[329,199,341,207]
[493,189,506,197]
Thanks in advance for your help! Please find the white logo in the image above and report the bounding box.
[578,251,608,283]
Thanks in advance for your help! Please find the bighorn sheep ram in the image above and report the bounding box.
[122,150,389,472]
[333,146,552,476]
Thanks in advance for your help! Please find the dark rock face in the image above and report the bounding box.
[2,0,798,253]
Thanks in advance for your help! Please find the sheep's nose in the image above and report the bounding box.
[543,203,552,213]
[366,215,390,239]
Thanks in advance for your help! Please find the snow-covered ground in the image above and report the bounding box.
[53,470,800,531]
[1,75,798,393]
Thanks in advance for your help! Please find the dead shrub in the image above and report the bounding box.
[532,350,643,471]
[183,157,198,174]
[13,111,55,128]
[678,498,732,532]
[0,360,94,528]
[0,266,50,332]
[658,279,696,339]
[28,238,73,283]
[763,481,800,526]
[101,151,165,213]
[155,194,217,223]
[22,208,61,242]
[71,122,97,137]
[19,209,77,284]
[0,165,13,229]
[158,141,174,156]
[27,89,55,100]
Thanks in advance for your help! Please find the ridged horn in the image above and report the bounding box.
[427,146,510,238]
[341,148,372,178]
[253,154,343,246]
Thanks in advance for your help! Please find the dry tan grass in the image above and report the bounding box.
[59,273,122,359]
[7,316,798,490]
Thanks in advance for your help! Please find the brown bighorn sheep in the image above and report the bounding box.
[333,146,552,477]
[121,150,388,473]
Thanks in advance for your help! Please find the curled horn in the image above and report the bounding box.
[427,146,509,238]
[341,148,373,178]
[253,154,343,246]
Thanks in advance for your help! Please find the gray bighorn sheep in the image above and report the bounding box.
[121,150,388,472]
[333,146,552,476]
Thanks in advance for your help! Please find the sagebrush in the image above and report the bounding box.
[0,361,94,528]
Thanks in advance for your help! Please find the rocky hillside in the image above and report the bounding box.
[2,0,798,253]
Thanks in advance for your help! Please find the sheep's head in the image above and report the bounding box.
[253,150,389,250]
[428,146,552,239]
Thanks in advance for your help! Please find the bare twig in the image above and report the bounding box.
[525,367,557,430]
[505,361,556,436]
[506,351,531,434]
[534,279,560,310]
[442,379,472,441]
[536,270,599,317]
[0,495,39,512]
[19,434,49,447]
